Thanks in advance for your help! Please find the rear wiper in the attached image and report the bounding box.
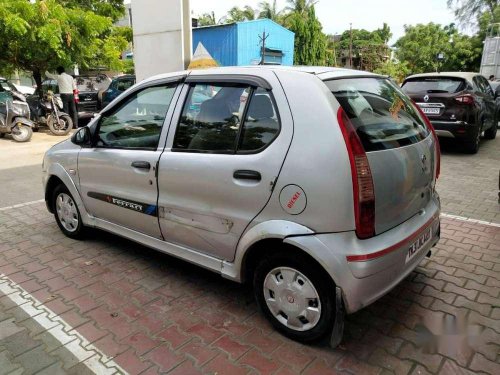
[426,90,448,93]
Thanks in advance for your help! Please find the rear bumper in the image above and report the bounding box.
[284,194,441,314]
[430,120,478,139]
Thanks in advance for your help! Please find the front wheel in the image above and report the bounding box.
[253,251,335,343]
[11,124,33,142]
[53,184,85,239]
[48,114,72,136]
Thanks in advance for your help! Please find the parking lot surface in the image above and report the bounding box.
[437,137,500,224]
[0,130,73,208]
[0,132,499,374]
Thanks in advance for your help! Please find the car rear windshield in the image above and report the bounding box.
[325,77,430,152]
[402,77,466,94]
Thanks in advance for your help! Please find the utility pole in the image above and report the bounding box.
[259,30,269,65]
[349,23,353,68]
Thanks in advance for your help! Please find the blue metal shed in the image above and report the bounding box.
[192,19,295,66]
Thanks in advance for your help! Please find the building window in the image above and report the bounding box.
[263,48,283,65]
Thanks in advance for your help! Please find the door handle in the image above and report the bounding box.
[131,161,151,170]
[233,170,261,181]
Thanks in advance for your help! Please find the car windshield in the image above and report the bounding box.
[325,77,430,151]
[402,78,466,94]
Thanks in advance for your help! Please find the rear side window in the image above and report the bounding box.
[326,78,430,152]
[402,78,465,94]
[173,83,280,153]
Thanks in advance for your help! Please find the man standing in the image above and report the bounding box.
[45,67,78,128]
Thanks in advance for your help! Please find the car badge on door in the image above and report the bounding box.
[424,95,429,102]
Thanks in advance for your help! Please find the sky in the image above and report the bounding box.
[190,0,462,44]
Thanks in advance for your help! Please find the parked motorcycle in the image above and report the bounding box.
[27,91,72,136]
[0,95,34,142]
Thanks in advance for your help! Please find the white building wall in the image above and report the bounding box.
[131,0,192,81]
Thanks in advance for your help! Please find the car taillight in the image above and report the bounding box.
[337,107,375,239]
[73,89,79,104]
[455,94,474,105]
[413,102,441,180]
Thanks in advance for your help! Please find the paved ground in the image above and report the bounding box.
[0,202,499,374]
[0,130,73,207]
[437,136,500,224]
[0,131,499,374]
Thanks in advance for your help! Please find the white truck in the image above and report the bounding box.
[480,23,500,79]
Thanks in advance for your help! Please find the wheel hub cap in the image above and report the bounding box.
[55,193,79,233]
[263,267,321,332]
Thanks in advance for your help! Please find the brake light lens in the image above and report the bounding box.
[73,89,80,104]
[337,108,375,239]
[455,94,474,105]
[413,102,441,180]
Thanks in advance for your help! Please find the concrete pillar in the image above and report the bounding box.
[131,0,192,82]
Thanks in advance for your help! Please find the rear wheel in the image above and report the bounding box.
[11,124,33,142]
[484,122,497,140]
[463,123,482,154]
[48,114,72,136]
[253,251,335,343]
[53,184,85,239]
[0,133,5,138]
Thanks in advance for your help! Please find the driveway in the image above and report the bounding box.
[0,130,73,207]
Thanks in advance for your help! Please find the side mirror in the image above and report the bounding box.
[71,126,92,147]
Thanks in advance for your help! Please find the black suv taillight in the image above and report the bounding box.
[455,94,474,105]
[337,108,375,239]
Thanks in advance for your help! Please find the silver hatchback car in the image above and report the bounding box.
[43,67,441,345]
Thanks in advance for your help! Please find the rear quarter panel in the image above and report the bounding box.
[249,70,355,233]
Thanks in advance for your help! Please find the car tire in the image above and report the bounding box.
[484,122,497,140]
[52,184,86,239]
[0,133,5,138]
[253,251,335,343]
[463,124,482,154]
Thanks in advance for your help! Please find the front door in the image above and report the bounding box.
[158,77,292,260]
[78,82,179,238]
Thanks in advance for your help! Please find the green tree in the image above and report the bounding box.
[59,0,126,22]
[284,1,327,65]
[447,0,498,24]
[374,61,411,83]
[0,0,128,92]
[226,6,256,23]
[198,12,218,26]
[394,23,478,73]
[334,26,391,71]
[258,0,283,21]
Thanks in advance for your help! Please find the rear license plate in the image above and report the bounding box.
[406,227,432,263]
[421,107,440,115]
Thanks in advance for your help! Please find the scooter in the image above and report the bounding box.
[0,96,34,142]
[27,91,72,136]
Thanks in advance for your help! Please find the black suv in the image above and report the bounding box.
[402,72,498,153]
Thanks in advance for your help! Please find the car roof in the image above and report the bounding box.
[405,72,481,81]
[142,66,383,85]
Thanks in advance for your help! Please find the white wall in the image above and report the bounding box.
[132,0,192,81]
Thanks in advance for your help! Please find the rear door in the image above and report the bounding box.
[474,75,496,128]
[325,77,436,234]
[157,74,292,261]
